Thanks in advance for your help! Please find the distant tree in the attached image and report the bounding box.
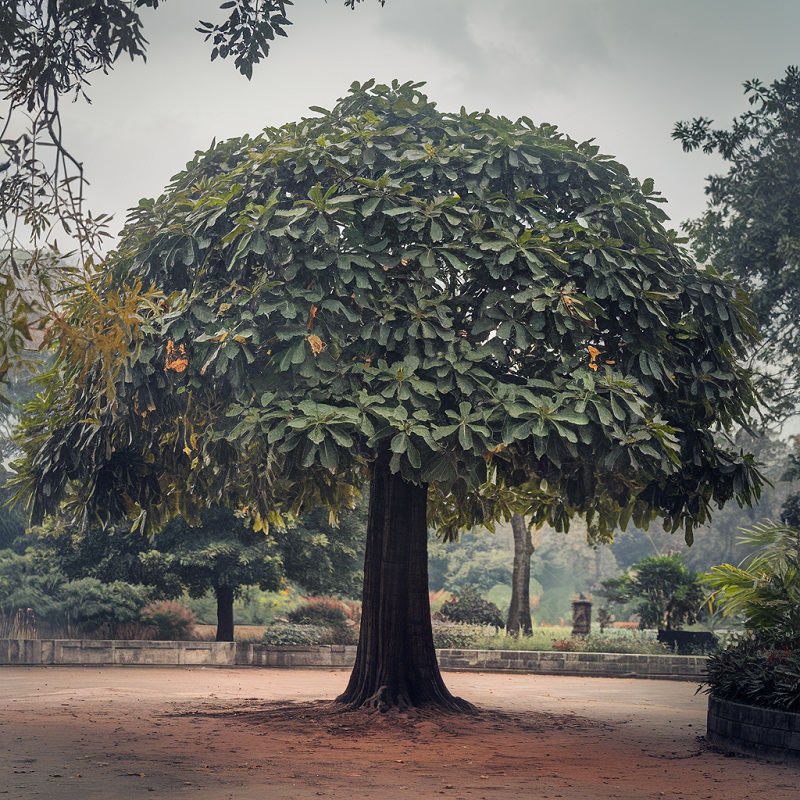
[428,527,513,596]
[506,513,535,635]
[277,502,366,598]
[0,468,26,551]
[674,65,800,415]
[43,504,364,640]
[0,546,151,635]
[42,519,183,597]
[599,553,705,631]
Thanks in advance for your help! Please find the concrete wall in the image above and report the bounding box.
[0,639,237,666]
[0,639,705,680]
[437,648,707,680]
[707,696,800,763]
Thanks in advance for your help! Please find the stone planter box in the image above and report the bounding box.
[707,696,800,763]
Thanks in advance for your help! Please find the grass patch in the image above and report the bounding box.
[432,624,670,654]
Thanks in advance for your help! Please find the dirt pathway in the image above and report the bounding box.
[1,667,798,799]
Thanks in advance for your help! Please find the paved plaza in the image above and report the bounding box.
[1,667,798,799]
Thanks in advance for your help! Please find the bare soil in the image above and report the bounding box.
[1,667,798,799]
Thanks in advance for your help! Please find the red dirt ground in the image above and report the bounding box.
[1,666,798,799]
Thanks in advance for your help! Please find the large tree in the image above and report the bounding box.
[16,80,763,712]
[673,65,800,416]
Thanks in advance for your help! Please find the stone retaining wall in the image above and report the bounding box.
[707,696,800,762]
[0,639,237,666]
[437,648,707,680]
[0,639,705,680]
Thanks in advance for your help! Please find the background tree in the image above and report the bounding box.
[674,65,800,416]
[151,507,282,641]
[16,80,763,712]
[42,509,282,641]
[278,502,367,598]
[506,513,536,635]
[598,553,705,631]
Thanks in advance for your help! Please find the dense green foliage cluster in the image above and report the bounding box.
[0,543,152,636]
[705,636,800,712]
[599,553,705,631]
[16,80,763,549]
[438,586,504,628]
[675,65,800,414]
[262,622,358,646]
[703,512,800,710]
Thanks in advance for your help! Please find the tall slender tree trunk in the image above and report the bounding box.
[215,585,235,642]
[506,513,534,636]
[337,451,472,712]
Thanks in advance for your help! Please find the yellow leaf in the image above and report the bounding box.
[307,334,325,357]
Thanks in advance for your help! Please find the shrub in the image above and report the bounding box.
[704,633,800,712]
[286,596,352,627]
[438,587,503,627]
[326,624,359,645]
[261,621,359,646]
[262,623,331,646]
[431,621,486,649]
[704,522,800,641]
[574,633,669,655]
[140,600,196,640]
[61,579,151,635]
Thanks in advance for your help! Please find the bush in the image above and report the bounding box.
[702,521,800,711]
[431,621,486,649]
[438,587,503,627]
[704,633,800,712]
[262,623,332,646]
[62,579,151,634]
[261,621,359,646]
[140,600,196,640]
[286,596,355,627]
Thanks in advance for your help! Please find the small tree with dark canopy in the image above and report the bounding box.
[599,553,705,631]
[15,80,763,712]
[144,507,283,641]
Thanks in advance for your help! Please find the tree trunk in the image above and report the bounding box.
[215,585,235,642]
[337,451,472,713]
[506,513,534,636]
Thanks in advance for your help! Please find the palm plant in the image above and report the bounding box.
[704,521,800,644]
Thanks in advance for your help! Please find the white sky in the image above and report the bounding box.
[59,0,800,243]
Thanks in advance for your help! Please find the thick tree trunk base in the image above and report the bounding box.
[336,452,474,714]
[337,681,475,715]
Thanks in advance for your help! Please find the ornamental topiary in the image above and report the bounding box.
[438,587,504,628]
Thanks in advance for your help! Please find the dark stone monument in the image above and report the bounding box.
[571,597,592,635]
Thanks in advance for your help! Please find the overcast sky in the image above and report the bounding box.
[59,0,799,244]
